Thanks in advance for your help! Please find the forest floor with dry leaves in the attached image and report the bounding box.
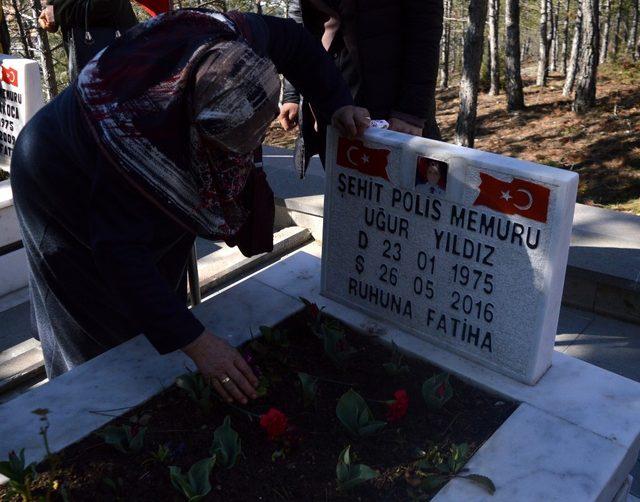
[265,60,640,214]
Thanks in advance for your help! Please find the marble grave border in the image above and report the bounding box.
[1,244,639,501]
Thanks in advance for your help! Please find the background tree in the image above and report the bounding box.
[537,0,549,85]
[599,0,611,62]
[488,0,501,94]
[563,3,582,95]
[456,0,489,146]
[573,0,600,113]
[440,0,453,88]
[505,0,526,109]
[561,0,572,72]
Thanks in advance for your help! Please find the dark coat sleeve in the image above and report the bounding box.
[49,0,137,30]
[281,0,303,105]
[243,13,353,122]
[392,0,443,123]
[89,156,204,355]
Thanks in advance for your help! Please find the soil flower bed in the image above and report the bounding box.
[0,302,515,501]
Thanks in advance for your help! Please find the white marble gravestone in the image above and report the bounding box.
[0,55,44,171]
[321,127,578,384]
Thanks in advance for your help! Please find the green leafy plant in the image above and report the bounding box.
[146,443,172,465]
[169,457,216,502]
[321,322,356,365]
[97,424,147,454]
[259,325,289,348]
[176,372,213,414]
[336,389,386,438]
[0,449,37,501]
[210,416,241,469]
[422,373,454,411]
[298,372,318,408]
[383,341,410,376]
[410,443,495,495]
[102,476,126,501]
[336,445,378,492]
[31,408,61,472]
[255,375,270,398]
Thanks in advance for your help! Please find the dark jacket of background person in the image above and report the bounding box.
[49,0,137,31]
[282,0,443,176]
[48,0,137,67]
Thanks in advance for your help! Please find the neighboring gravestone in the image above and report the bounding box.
[321,127,578,384]
[0,55,44,171]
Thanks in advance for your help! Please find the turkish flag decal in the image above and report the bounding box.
[133,0,170,16]
[336,137,391,181]
[473,172,551,223]
[1,66,18,87]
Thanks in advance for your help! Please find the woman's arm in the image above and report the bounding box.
[89,156,205,355]
[89,156,258,403]
[243,13,353,124]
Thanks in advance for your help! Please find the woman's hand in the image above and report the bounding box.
[38,6,58,33]
[278,102,299,131]
[182,330,259,404]
[388,117,423,136]
[332,106,371,138]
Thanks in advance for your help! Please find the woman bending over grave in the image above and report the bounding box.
[10,9,369,404]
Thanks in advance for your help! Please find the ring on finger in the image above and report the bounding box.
[220,375,232,385]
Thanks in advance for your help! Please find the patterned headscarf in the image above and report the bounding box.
[76,9,279,239]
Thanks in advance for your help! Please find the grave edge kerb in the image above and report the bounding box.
[1,249,637,502]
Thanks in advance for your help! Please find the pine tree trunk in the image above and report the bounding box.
[599,0,612,63]
[537,0,549,85]
[439,0,452,88]
[563,3,582,95]
[488,0,500,94]
[573,0,599,113]
[550,0,560,70]
[561,0,571,73]
[505,0,525,109]
[456,0,489,147]
[11,0,30,58]
[630,0,639,59]
[612,0,623,57]
[546,0,555,69]
[29,0,58,100]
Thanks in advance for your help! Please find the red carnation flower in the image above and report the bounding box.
[386,389,409,422]
[260,408,288,440]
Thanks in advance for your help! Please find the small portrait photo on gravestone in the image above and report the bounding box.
[415,156,448,196]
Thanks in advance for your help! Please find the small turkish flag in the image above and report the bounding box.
[473,172,551,223]
[2,66,18,87]
[336,137,391,181]
[134,0,170,16]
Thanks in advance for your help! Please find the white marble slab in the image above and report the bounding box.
[433,404,634,502]
[0,56,44,171]
[0,277,301,475]
[321,127,578,384]
[0,248,28,297]
[0,181,20,249]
